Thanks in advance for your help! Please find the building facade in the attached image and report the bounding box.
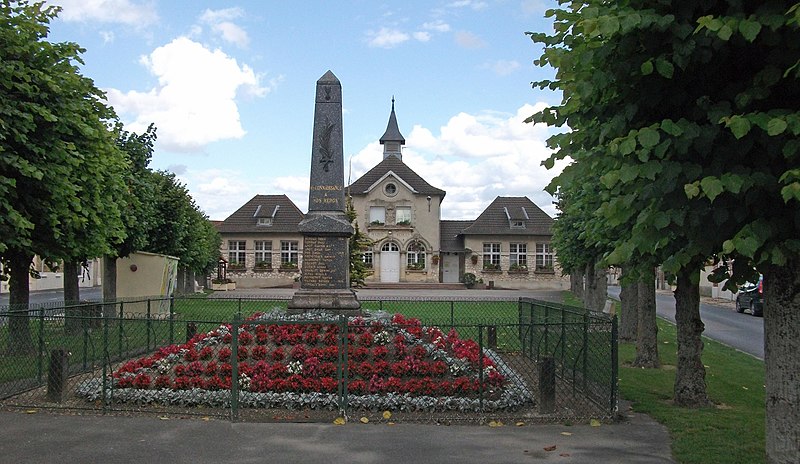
[215,103,566,290]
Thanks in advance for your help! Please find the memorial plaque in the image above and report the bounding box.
[288,71,361,314]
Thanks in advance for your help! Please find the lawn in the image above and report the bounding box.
[599,296,766,464]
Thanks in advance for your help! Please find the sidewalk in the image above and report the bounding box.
[0,405,674,463]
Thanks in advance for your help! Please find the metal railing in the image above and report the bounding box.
[0,296,617,423]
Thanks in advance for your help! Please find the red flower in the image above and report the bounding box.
[372,345,389,360]
[199,346,214,360]
[239,331,253,346]
[320,377,337,393]
[251,345,268,360]
[218,347,232,362]
[271,347,284,361]
[290,345,307,361]
[204,361,218,376]
[154,375,172,389]
[238,346,249,361]
[359,332,374,347]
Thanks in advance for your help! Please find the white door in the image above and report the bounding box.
[380,242,400,283]
[442,253,460,283]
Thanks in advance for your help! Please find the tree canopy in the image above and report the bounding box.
[529,1,799,460]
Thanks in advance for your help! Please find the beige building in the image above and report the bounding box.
[215,102,566,290]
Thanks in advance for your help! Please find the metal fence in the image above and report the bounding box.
[0,296,617,424]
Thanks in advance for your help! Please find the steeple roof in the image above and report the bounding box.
[379,97,405,145]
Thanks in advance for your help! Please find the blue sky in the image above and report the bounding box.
[45,0,564,220]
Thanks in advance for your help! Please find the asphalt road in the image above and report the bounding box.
[607,286,764,359]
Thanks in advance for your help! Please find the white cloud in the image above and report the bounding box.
[413,31,431,42]
[100,30,115,43]
[483,59,521,76]
[366,28,410,48]
[212,22,250,47]
[454,31,486,49]
[105,37,273,152]
[350,103,563,219]
[52,0,157,26]
[199,8,249,48]
[422,20,451,32]
[447,0,488,11]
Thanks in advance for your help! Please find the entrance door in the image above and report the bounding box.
[442,253,460,283]
[380,242,400,283]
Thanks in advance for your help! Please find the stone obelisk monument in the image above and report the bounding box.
[288,70,361,314]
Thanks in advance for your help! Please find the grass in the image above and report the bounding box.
[607,298,766,464]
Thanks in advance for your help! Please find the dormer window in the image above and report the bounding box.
[257,218,273,227]
[511,220,525,229]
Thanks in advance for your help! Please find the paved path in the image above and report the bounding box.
[0,407,673,464]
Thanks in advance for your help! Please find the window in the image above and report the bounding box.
[280,241,299,268]
[483,243,501,270]
[255,241,272,268]
[362,251,373,268]
[510,243,528,271]
[384,183,397,196]
[257,218,273,227]
[407,241,426,270]
[510,220,525,229]
[381,242,399,252]
[536,243,554,270]
[228,241,246,267]
[396,206,411,225]
[370,206,385,225]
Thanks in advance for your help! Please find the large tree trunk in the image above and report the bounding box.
[673,266,710,407]
[588,264,608,312]
[632,267,659,368]
[6,251,34,354]
[570,272,583,298]
[763,260,800,464]
[619,267,639,343]
[583,261,595,309]
[102,255,117,318]
[63,260,80,305]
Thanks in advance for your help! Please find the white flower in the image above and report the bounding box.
[287,361,303,375]
[239,374,251,391]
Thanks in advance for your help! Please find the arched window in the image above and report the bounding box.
[407,241,426,270]
[381,242,399,252]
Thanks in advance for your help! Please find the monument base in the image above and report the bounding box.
[287,288,362,316]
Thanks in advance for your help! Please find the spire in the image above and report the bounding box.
[380,97,405,160]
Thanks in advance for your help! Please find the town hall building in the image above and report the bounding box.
[215,102,564,290]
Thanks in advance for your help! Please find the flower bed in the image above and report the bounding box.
[76,311,532,413]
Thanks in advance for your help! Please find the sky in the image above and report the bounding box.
[44,0,565,221]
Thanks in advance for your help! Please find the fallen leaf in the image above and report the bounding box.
[333,417,346,425]
[560,432,573,436]
[159,416,169,420]
[742,386,749,390]
[382,411,392,420]
[25,410,37,414]
[515,421,525,427]
[387,422,396,426]
[544,445,557,452]
[559,453,571,457]
[360,417,369,424]
[590,419,601,427]
[202,416,210,421]
[488,420,503,427]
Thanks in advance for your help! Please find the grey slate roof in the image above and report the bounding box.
[440,220,472,252]
[460,196,554,236]
[379,100,405,145]
[347,156,446,198]
[216,194,304,234]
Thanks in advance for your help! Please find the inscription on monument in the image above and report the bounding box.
[301,236,347,289]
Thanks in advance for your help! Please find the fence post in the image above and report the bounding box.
[37,307,45,383]
[102,311,109,413]
[582,312,589,392]
[146,300,152,352]
[543,304,550,355]
[169,297,175,346]
[118,301,124,359]
[450,301,455,330]
[83,322,89,370]
[230,313,240,422]
[478,324,484,411]
[337,315,349,416]
[237,298,242,318]
[538,356,556,414]
[611,315,619,413]
[47,349,69,402]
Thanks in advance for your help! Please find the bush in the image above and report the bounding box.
[462,272,477,288]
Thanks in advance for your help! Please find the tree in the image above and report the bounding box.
[346,198,372,288]
[1,1,127,351]
[530,1,799,460]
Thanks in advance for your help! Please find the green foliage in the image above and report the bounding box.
[346,198,372,288]
[529,0,800,285]
[0,0,127,273]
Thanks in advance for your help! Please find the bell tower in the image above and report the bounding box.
[379,97,405,160]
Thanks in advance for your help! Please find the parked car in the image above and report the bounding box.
[735,276,764,317]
